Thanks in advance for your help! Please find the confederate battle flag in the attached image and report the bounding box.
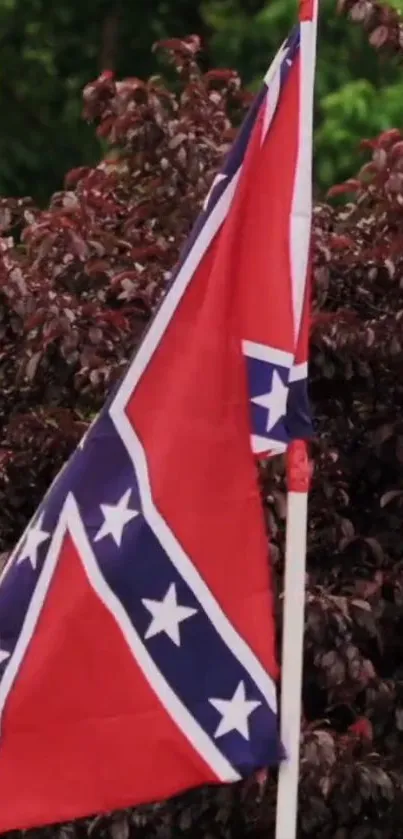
[0,0,316,830]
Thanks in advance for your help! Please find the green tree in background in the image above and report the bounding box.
[1,0,403,201]
[203,0,403,188]
[0,0,207,202]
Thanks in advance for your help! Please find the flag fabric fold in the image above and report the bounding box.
[0,3,316,831]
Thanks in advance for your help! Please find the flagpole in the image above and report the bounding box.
[274,439,310,839]
[274,0,318,831]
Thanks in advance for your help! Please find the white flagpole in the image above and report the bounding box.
[275,2,318,837]
[275,440,311,839]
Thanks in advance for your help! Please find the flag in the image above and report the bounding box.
[0,2,317,831]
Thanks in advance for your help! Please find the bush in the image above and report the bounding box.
[2,20,403,839]
[0,36,249,552]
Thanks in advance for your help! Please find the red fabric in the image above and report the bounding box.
[0,535,214,831]
[299,0,315,21]
[0,22,313,831]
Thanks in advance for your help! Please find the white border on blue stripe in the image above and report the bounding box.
[242,340,293,368]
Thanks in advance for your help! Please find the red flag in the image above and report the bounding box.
[0,5,317,831]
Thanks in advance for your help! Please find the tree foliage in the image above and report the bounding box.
[2,12,403,839]
[0,0,206,202]
[203,0,403,189]
[3,0,403,200]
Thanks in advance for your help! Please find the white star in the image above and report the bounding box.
[251,369,288,432]
[0,647,9,665]
[203,173,227,210]
[142,583,197,647]
[17,513,50,570]
[209,680,261,740]
[94,488,139,547]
